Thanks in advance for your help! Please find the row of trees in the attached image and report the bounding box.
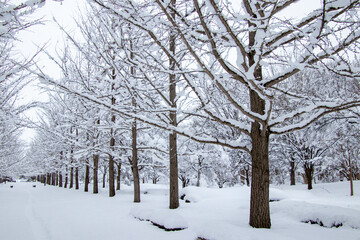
[2,0,360,229]
[0,0,47,178]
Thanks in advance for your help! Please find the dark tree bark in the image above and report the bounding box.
[58,152,63,187]
[109,154,115,197]
[290,161,296,186]
[93,154,99,194]
[245,167,250,187]
[179,175,189,188]
[108,66,116,197]
[130,36,140,203]
[58,172,63,187]
[70,167,74,189]
[102,166,107,189]
[116,162,121,191]
[168,0,179,209]
[304,162,314,190]
[64,168,68,188]
[84,164,90,192]
[248,60,271,229]
[247,14,271,226]
[132,119,140,202]
[55,172,58,186]
[46,173,51,185]
[51,172,56,186]
[75,167,79,190]
[196,170,201,187]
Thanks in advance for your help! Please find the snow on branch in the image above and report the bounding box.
[270,101,360,134]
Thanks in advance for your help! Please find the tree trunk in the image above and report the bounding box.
[64,168,68,188]
[59,172,63,187]
[246,17,271,227]
[349,157,354,196]
[304,163,313,190]
[108,65,116,197]
[181,178,186,188]
[75,167,79,190]
[46,173,51,185]
[168,0,179,209]
[59,152,63,187]
[132,119,140,202]
[116,163,121,191]
[109,154,115,197]
[249,89,271,229]
[84,164,90,192]
[51,172,56,186]
[290,161,296,185]
[55,172,58,186]
[70,167,74,189]
[93,154,99,194]
[245,168,250,187]
[196,170,201,187]
[102,166,106,189]
[130,35,140,203]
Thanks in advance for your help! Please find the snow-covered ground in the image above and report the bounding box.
[0,181,359,240]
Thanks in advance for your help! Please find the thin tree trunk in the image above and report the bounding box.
[196,170,201,187]
[64,168,68,188]
[109,155,115,197]
[304,163,313,190]
[70,127,74,189]
[51,172,56,186]
[84,164,89,192]
[116,163,121,191]
[75,167,79,190]
[59,152,63,187]
[47,173,51,185]
[349,157,354,196]
[103,166,106,189]
[70,167,74,189]
[108,61,116,197]
[59,172,63,187]
[130,35,140,203]
[93,154,99,194]
[168,0,179,209]
[132,119,140,202]
[245,168,250,187]
[181,178,186,188]
[290,161,296,185]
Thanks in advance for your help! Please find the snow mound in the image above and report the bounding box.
[150,210,189,231]
[130,207,188,231]
[273,200,360,229]
[196,221,243,240]
[269,188,287,202]
[141,184,169,196]
[130,206,153,221]
[179,186,224,203]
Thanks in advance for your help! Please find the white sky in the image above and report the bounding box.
[15,0,86,142]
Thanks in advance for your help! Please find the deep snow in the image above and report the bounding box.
[0,181,359,240]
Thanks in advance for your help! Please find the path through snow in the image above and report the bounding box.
[1,181,359,240]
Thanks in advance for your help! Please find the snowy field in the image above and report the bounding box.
[0,181,359,240]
